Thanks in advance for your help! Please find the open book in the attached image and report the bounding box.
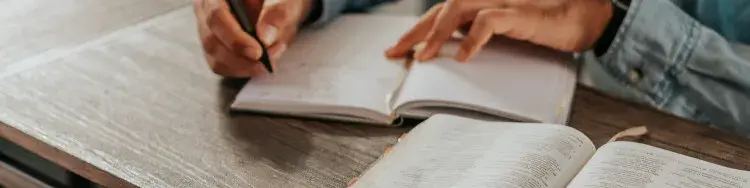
[351,114,750,188]
[231,14,577,125]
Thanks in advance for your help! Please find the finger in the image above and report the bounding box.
[257,19,296,71]
[385,3,444,58]
[257,1,297,46]
[258,23,279,46]
[241,0,264,22]
[266,43,287,70]
[195,0,214,48]
[414,0,461,61]
[248,61,272,76]
[210,41,265,77]
[457,8,521,62]
[206,0,264,60]
[200,34,223,55]
[418,0,496,61]
[193,0,207,18]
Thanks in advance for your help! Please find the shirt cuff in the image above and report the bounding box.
[302,0,347,27]
[596,0,701,97]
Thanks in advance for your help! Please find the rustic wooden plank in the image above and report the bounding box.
[0,0,190,74]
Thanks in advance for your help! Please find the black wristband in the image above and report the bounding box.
[594,0,630,56]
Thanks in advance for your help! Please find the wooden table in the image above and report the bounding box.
[1,1,749,188]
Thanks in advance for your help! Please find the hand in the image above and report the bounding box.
[193,0,312,77]
[385,0,613,62]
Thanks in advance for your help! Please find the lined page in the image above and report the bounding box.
[352,114,596,188]
[233,15,418,115]
[394,37,576,124]
[567,141,750,188]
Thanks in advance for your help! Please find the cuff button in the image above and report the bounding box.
[628,68,643,83]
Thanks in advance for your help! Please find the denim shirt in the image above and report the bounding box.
[306,0,750,137]
[594,0,750,137]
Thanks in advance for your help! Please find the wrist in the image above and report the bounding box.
[594,0,629,56]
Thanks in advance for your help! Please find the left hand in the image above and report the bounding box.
[385,0,613,62]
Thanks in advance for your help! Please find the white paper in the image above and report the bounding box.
[567,141,750,188]
[394,37,576,124]
[233,15,419,116]
[353,114,596,188]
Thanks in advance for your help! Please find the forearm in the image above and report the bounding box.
[303,0,399,27]
[595,0,750,136]
[669,0,750,44]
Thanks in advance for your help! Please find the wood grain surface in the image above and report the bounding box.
[0,0,190,73]
[1,2,749,188]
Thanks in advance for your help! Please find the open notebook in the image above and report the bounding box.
[231,14,577,125]
[350,114,750,188]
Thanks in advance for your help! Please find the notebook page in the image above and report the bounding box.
[393,37,576,124]
[232,15,419,116]
[567,141,750,188]
[352,114,596,188]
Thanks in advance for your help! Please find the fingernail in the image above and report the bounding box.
[456,48,468,61]
[413,42,427,52]
[385,48,400,58]
[262,26,278,45]
[454,55,467,63]
[385,47,395,56]
[414,43,431,61]
[272,44,287,60]
[417,51,431,61]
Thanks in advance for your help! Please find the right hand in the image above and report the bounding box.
[385,0,613,62]
[193,0,312,78]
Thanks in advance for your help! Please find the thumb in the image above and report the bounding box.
[257,3,295,46]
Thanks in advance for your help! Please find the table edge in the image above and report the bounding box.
[0,122,136,188]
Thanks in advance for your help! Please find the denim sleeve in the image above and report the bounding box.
[305,0,400,27]
[597,0,750,137]
[670,0,750,44]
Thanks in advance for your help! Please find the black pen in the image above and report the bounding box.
[226,0,273,73]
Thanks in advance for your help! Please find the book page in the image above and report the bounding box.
[232,15,418,117]
[567,141,750,188]
[352,114,596,188]
[393,37,577,124]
